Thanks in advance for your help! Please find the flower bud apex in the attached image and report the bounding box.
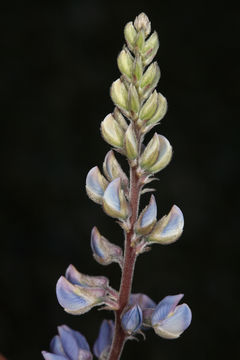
[117,48,133,80]
[110,79,128,111]
[128,84,140,114]
[139,62,160,99]
[103,178,129,220]
[86,166,108,204]
[101,114,124,148]
[140,133,161,170]
[124,124,138,161]
[121,305,143,335]
[113,107,128,131]
[135,195,157,235]
[139,90,158,121]
[91,226,123,266]
[124,22,137,52]
[56,276,106,315]
[133,56,143,83]
[147,135,172,174]
[135,29,145,52]
[103,150,128,189]
[148,205,184,245]
[134,13,151,36]
[142,31,159,66]
[65,264,109,288]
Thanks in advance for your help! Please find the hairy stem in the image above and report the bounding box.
[108,161,142,360]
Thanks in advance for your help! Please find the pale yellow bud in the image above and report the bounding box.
[124,123,138,160]
[139,90,158,121]
[133,56,143,82]
[113,107,128,131]
[135,29,145,52]
[134,13,151,36]
[110,79,128,111]
[128,84,140,114]
[142,31,159,66]
[117,48,133,79]
[124,22,137,51]
[148,135,172,174]
[140,133,161,169]
[139,62,160,99]
[101,114,124,148]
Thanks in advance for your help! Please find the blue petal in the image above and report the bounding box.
[71,330,90,352]
[121,305,143,333]
[65,265,85,287]
[58,326,81,360]
[151,294,184,325]
[91,227,105,258]
[50,335,65,356]
[42,351,67,360]
[93,320,114,358]
[154,303,192,338]
[103,178,121,211]
[130,293,156,309]
[86,167,105,197]
[56,277,88,312]
[141,195,157,228]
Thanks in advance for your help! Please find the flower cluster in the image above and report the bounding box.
[42,12,192,360]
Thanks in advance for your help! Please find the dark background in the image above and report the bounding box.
[1,0,239,359]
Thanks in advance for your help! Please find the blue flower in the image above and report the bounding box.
[42,325,92,360]
[121,305,143,334]
[151,294,192,339]
[93,320,114,359]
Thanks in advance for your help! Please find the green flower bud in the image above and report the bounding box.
[128,84,140,115]
[139,90,158,121]
[133,56,143,83]
[124,124,138,161]
[139,133,161,169]
[117,48,133,80]
[134,13,151,37]
[124,22,137,52]
[113,107,128,131]
[147,93,167,125]
[139,62,160,99]
[142,31,159,66]
[135,29,145,53]
[148,135,172,174]
[101,113,124,148]
[110,79,128,111]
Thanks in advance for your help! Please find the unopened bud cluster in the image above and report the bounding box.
[42,13,191,360]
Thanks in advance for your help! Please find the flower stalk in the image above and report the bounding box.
[42,12,192,360]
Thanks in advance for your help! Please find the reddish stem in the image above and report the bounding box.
[108,166,142,360]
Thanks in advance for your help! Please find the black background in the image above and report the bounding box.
[1,0,239,359]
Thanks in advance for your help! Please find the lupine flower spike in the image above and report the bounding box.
[43,12,192,360]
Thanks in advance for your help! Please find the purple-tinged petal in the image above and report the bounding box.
[103,178,129,219]
[65,264,108,288]
[93,320,114,358]
[56,277,105,315]
[58,326,80,360]
[121,305,143,334]
[78,350,92,360]
[58,325,90,353]
[41,351,67,360]
[153,303,192,339]
[135,195,157,235]
[91,227,123,266]
[151,294,184,325]
[130,293,156,309]
[86,167,108,205]
[50,335,65,356]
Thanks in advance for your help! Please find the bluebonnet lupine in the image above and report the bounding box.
[43,12,192,360]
